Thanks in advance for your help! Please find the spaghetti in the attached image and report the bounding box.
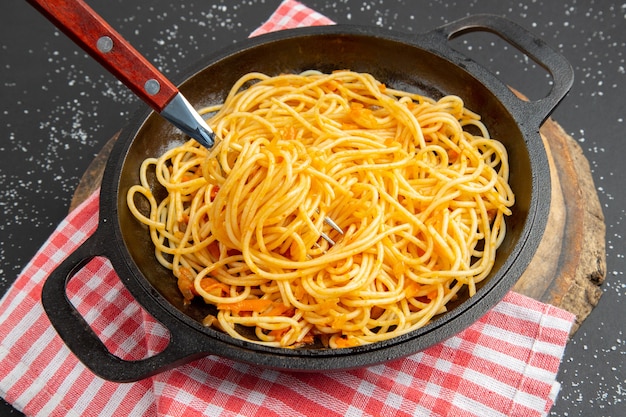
[127,70,514,348]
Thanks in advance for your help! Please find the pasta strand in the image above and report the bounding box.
[127,70,514,348]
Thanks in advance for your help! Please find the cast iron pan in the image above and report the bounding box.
[42,14,573,382]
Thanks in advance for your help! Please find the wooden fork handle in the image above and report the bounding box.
[26,0,178,111]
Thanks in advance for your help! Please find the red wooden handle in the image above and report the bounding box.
[27,0,178,111]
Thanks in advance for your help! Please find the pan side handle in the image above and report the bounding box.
[435,14,574,127]
[41,230,206,382]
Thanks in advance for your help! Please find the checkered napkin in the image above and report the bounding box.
[0,1,575,416]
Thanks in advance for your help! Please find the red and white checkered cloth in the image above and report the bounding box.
[0,2,575,416]
[249,0,334,36]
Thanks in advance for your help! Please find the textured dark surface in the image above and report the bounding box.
[1,1,624,415]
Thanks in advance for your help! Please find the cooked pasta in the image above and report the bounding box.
[127,70,514,349]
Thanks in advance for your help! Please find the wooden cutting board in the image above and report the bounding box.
[70,117,606,335]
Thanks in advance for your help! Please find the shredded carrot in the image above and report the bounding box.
[177,267,196,302]
[294,284,306,301]
[323,80,339,92]
[448,149,459,163]
[384,137,396,146]
[269,327,289,340]
[179,267,194,281]
[281,126,297,140]
[392,261,406,277]
[348,102,380,129]
[405,282,421,298]
[209,186,220,201]
[217,298,273,313]
[371,306,384,320]
[426,289,439,300]
[341,122,360,130]
[331,315,347,330]
[300,332,315,345]
[199,277,229,297]
[261,302,293,317]
[335,335,359,348]
[206,240,221,262]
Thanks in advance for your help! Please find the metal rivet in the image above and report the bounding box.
[144,79,161,95]
[96,36,113,53]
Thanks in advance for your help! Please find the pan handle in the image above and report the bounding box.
[435,14,574,127]
[41,228,207,382]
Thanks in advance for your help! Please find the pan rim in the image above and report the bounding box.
[100,24,551,367]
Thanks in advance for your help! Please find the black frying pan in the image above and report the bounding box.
[42,15,573,382]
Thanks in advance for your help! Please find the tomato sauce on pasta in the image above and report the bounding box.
[127,70,514,348]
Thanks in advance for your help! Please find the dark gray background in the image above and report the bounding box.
[1,1,624,416]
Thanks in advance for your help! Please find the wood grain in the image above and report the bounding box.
[512,120,606,333]
[71,118,606,335]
